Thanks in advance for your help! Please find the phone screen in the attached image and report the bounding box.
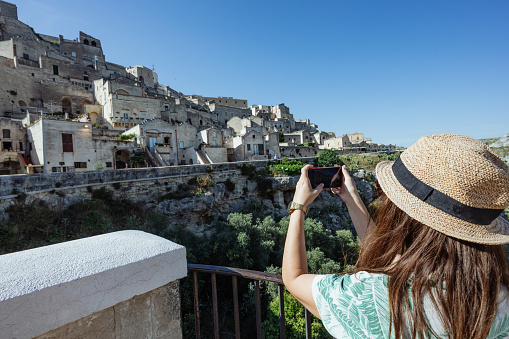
[308,167,343,189]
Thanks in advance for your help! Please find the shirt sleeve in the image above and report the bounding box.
[312,272,391,339]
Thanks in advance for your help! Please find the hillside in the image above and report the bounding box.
[480,134,509,163]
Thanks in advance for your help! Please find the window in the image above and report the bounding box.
[3,129,10,138]
[212,141,216,146]
[106,162,112,168]
[23,53,29,60]
[74,162,87,168]
[53,65,59,75]
[59,162,65,166]
[212,132,217,138]
[141,114,146,121]
[179,141,184,149]
[165,105,169,111]
[2,141,12,150]
[231,113,233,117]
[247,144,251,151]
[123,102,127,106]
[219,112,222,116]
[253,135,256,139]
[62,134,73,152]
[71,51,76,57]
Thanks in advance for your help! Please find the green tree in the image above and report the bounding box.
[130,150,146,167]
[279,132,285,143]
[263,290,330,338]
[318,149,344,167]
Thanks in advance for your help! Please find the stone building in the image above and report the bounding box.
[27,118,136,172]
[188,95,247,109]
[282,130,312,145]
[323,135,351,150]
[126,65,158,88]
[295,119,319,133]
[312,131,330,146]
[125,118,199,166]
[207,101,251,126]
[226,129,279,161]
[0,117,26,174]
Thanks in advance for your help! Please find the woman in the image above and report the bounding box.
[282,134,509,338]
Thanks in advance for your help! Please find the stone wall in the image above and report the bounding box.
[0,158,317,216]
[0,230,187,338]
[0,0,17,20]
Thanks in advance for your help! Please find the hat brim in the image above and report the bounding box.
[376,161,509,245]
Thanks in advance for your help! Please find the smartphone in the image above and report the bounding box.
[308,166,343,189]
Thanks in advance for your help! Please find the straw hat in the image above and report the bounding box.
[376,134,509,244]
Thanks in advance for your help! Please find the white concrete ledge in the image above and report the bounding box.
[0,230,187,339]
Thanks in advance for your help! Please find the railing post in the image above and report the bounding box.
[255,280,262,339]
[192,271,201,339]
[305,308,312,339]
[278,284,286,339]
[232,276,241,339]
[211,272,220,339]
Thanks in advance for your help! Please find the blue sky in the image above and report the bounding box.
[11,0,509,146]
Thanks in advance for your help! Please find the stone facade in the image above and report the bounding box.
[0,116,25,174]
[28,118,136,173]
[0,0,395,173]
[35,281,182,339]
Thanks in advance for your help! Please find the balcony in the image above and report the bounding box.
[0,231,312,338]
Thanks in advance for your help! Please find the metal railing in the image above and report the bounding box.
[187,264,312,339]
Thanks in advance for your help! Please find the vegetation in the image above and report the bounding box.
[338,152,401,172]
[279,132,285,143]
[130,150,145,167]
[159,175,216,201]
[2,150,395,337]
[118,133,136,141]
[268,157,306,176]
[317,149,342,167]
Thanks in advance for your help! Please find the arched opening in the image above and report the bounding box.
[115,149,131,169]
[189,159,193,165]
[91,41,97,47]
[86,64,94,69]
[84,39,89,45]
[82,99,91,112]
[89,112,99,123]
[139,75,144,83]
[115,89,129,96]
[18,100,27,107]
[61,97,72,113]
[199,120,203,126]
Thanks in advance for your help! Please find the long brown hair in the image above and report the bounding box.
[354,193,509,339]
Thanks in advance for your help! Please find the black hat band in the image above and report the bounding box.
[392,157,503,225]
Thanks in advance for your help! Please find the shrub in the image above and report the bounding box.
[269,158,305,176]
[318,149,343,167]
[118,133,136,141]
[238,163,258,178]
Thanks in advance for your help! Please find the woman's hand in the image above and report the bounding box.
[331,165,362,205]
[331,165,370,240]
[293,165,324,207]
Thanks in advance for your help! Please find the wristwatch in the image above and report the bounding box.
[287,201,307,215]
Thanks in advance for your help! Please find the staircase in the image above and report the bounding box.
[196,150,211,164]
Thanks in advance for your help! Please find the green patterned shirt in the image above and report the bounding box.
[312,272,509,338]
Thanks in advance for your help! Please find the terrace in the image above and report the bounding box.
[0,231,312,338]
